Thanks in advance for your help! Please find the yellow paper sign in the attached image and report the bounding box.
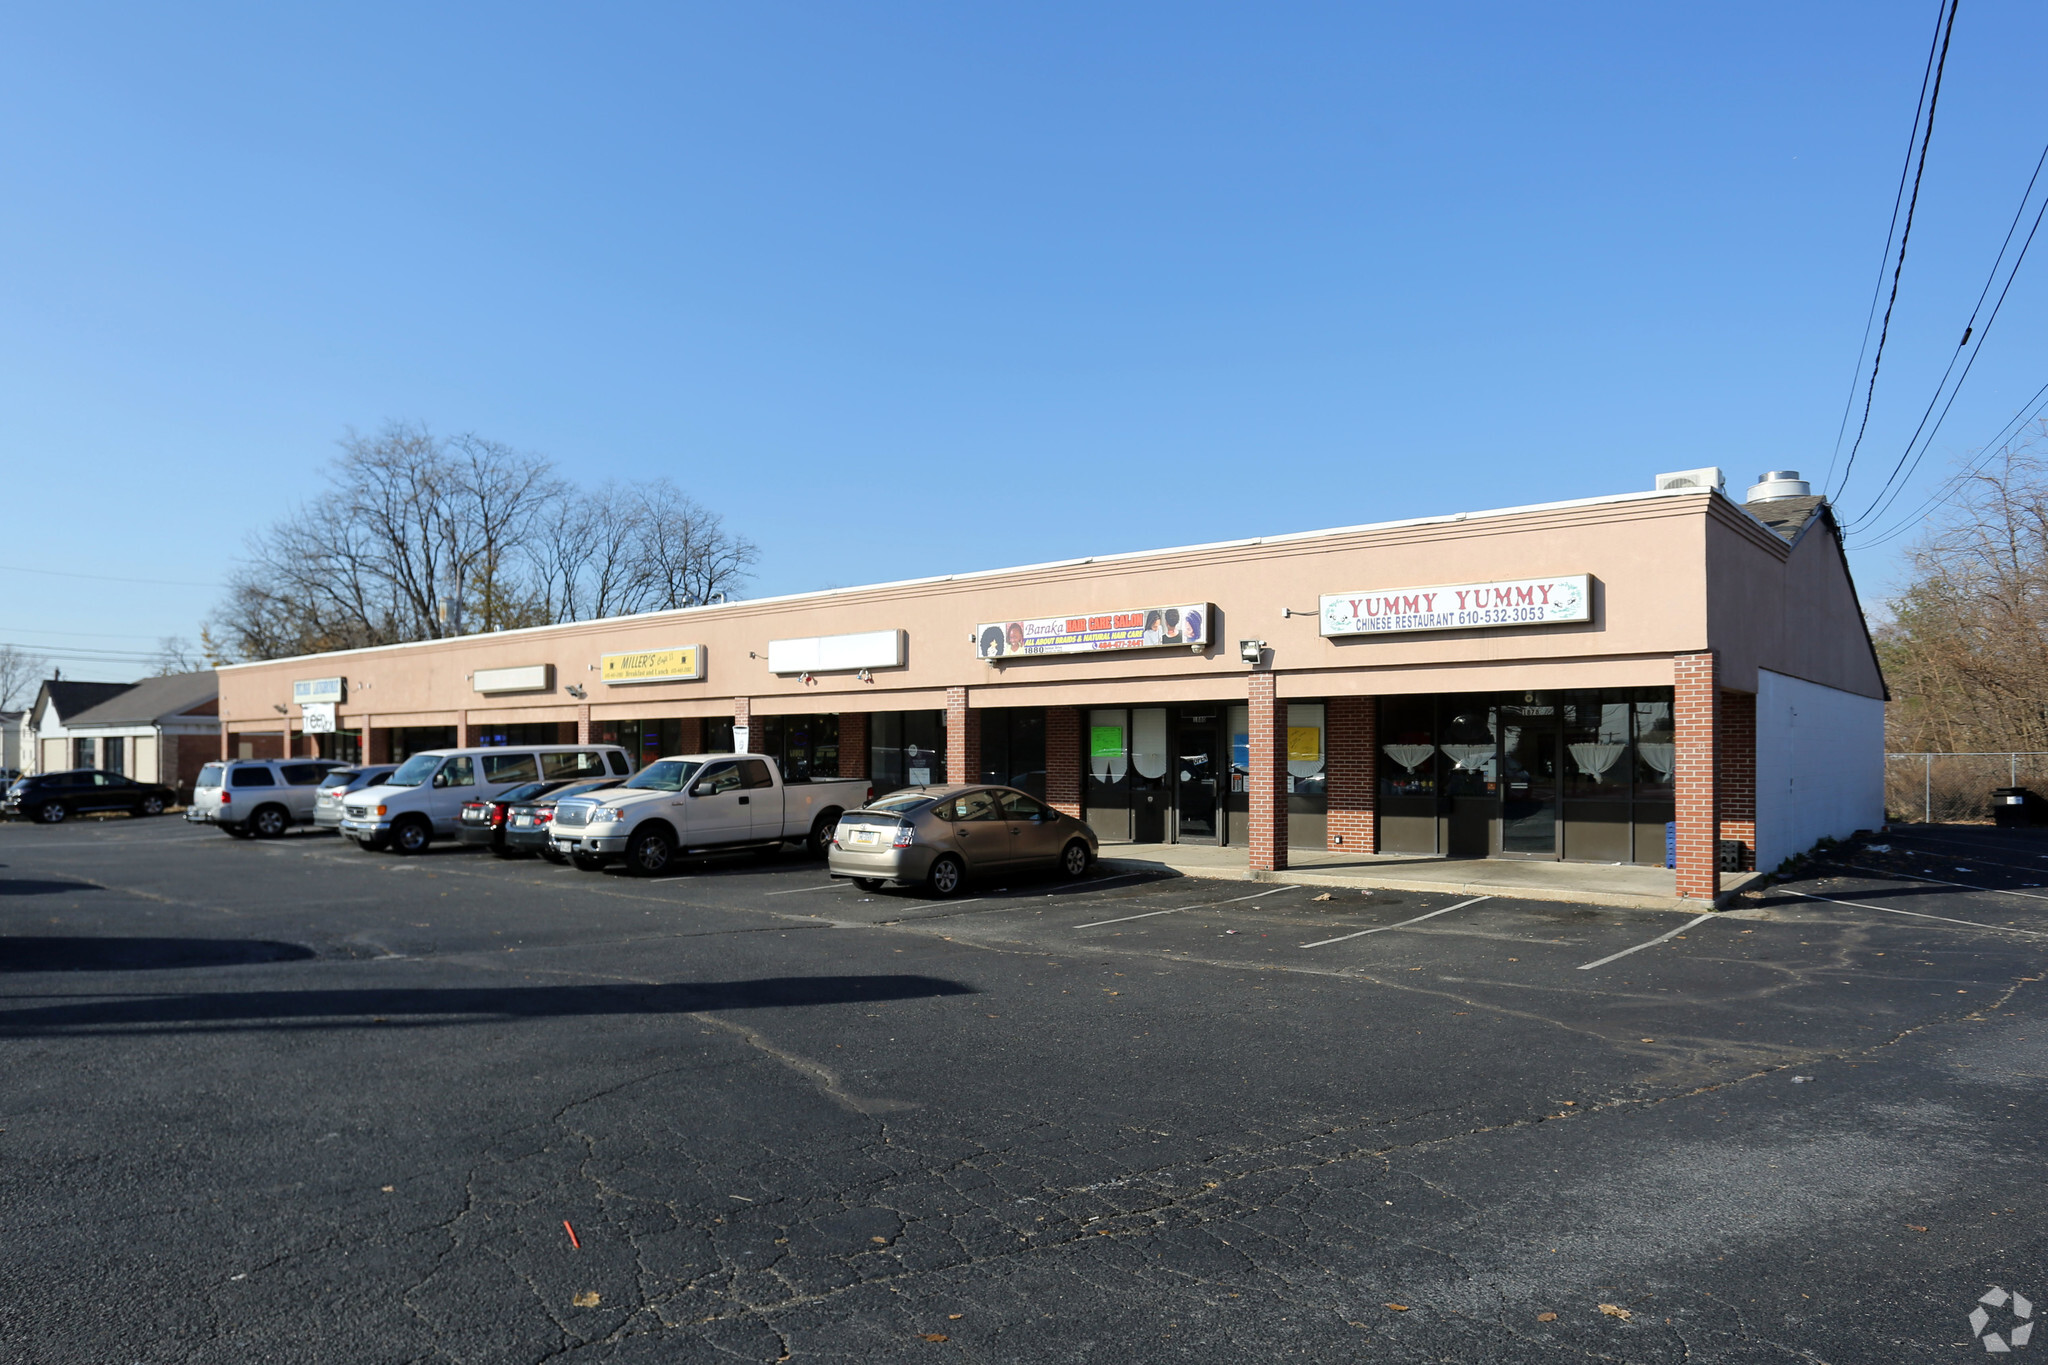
[600,646,704,684]
[1287,726,1322,763]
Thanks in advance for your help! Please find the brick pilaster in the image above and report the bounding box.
[837,712,869,779]
[281,718,294,760]
[1718,690,1756,871]
[1248,674,1289,872]
[944,687,980,786]
[733,698,754,752]
[1674,652,1720,900]
[220,728,231,761]
[456,710,472,749]
[1045,705,1082,818]
[1326,694,1377,853]
[576,704,591,744]
[363,720,389,765]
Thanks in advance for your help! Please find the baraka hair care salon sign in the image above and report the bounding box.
[1320,575,1590,637]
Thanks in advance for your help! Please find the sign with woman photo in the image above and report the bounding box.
[976,603,1214,658]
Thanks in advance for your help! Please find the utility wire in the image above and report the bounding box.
[1846,376,2048,550]
[1847,174,2048,536]
[1824,0,1951,496]
[1843,133,2048,532]
[1832,0,1961,503]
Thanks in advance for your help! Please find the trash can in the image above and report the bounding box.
[1992,787,2048,827]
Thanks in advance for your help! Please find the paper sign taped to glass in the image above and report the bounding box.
[1320,576,1590,636]
[977,604,1213,658]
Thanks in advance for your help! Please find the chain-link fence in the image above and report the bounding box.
[1886,752,2048,824]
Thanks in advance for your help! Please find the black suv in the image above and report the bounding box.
[3,770,178,823]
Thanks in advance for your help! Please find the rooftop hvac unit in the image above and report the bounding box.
[1654,467,1726,492]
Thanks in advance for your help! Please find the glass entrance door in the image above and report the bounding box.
[1175,727,1218,841]
[1498,699,1560,857]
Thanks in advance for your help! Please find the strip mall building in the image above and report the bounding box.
[215,472,1887,903]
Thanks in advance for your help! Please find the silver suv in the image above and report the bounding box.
[313,767,398,830]
[187,759,346,838]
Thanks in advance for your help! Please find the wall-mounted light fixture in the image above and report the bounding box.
[565,684,587,700]
[798,672,815,685]
[1280,606,1316,619]
[272,703,289,715]
[857,669,872,683]
[1238,639,1266,665]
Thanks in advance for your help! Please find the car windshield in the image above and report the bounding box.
[384,754,443,788]
[866,791,938,814]
[622,759,702,793]
[321,770,361,789]
[552,780,617,800]
[196,763,224,789]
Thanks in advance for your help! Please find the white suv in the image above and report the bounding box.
[340,745,631,854]
[187,759,348,838]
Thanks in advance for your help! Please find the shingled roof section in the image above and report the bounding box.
[1742,494,1828,544]
[65,671,218,728]
[34,680,136,724]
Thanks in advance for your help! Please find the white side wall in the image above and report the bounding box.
[1753,668,1886,870]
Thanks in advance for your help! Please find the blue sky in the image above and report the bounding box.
[4,2,2046,682]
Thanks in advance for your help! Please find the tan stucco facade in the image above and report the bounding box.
[215,485,1886,898]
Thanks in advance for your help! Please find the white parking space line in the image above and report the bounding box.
[764,882,856,896]
[1576,911,1717,971]
[1789,889,2048,940]
[1838,863,2048,902]
[1074,886,1299,930]
[1299,895,1490,949]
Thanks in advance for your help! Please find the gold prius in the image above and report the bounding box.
[827,784,1099,897]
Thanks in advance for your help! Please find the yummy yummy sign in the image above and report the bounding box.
[1320,575,1590,637]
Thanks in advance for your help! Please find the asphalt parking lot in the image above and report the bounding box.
[2,818,2044,1363]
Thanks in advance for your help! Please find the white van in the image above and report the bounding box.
[338,744,632,854]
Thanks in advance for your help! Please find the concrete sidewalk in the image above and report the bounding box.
[1097,841,1766,911]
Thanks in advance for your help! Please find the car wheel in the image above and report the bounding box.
[806,812,840,858]
[137,796,166,817]
[356,835,388,852]
[251,805,289,839]
[1060,839,1092,879]
[626,826,675,876]
[36,801,67,824]
[391,817,432,855]
[925,854,965,899]
[852,877,882,892]
[571,852,607,872]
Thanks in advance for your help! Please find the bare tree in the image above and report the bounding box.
[153,637,203,675]
[209,424,758,660]
[1879,425,2048,754]
[0,644,48,711]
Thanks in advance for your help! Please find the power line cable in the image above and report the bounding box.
[1846,376,2048,550]
[1846,139,2048,533]
[1832,0,1961,503]
[1824,0,1951,495]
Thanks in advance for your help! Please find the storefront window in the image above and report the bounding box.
[1632,699,1675,798]
[475,722,572,747]
[1379,696,1438,797]
[979,708,1046,798]
[870,710,945,795]
[1564,693,1632,798]
[757,714,840,782]
[1439,696,1496,797]
[1227,704,1249,794]
[1286,702,1326,804]
[391,726,458,762]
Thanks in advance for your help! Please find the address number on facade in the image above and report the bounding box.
[1320,575,1590,637]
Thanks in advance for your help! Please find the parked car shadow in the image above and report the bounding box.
[0,974,976,1035]
[0,879,103,896]
[2,937,318,972]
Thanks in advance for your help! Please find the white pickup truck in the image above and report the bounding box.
[548,753,872,875]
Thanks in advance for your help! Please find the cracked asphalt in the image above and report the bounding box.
[2,818,2043,1362]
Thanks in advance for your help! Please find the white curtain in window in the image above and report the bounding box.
[1132,708,1168,780]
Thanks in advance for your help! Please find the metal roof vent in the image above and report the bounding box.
[1746,470,1812,502]
[1654,467,1725,492]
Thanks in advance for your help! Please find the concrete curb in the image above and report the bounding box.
[1099,856,1770,915]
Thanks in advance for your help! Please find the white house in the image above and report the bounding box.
[59,672,220,800]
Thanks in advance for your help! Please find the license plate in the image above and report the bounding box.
[851,829,879,845]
